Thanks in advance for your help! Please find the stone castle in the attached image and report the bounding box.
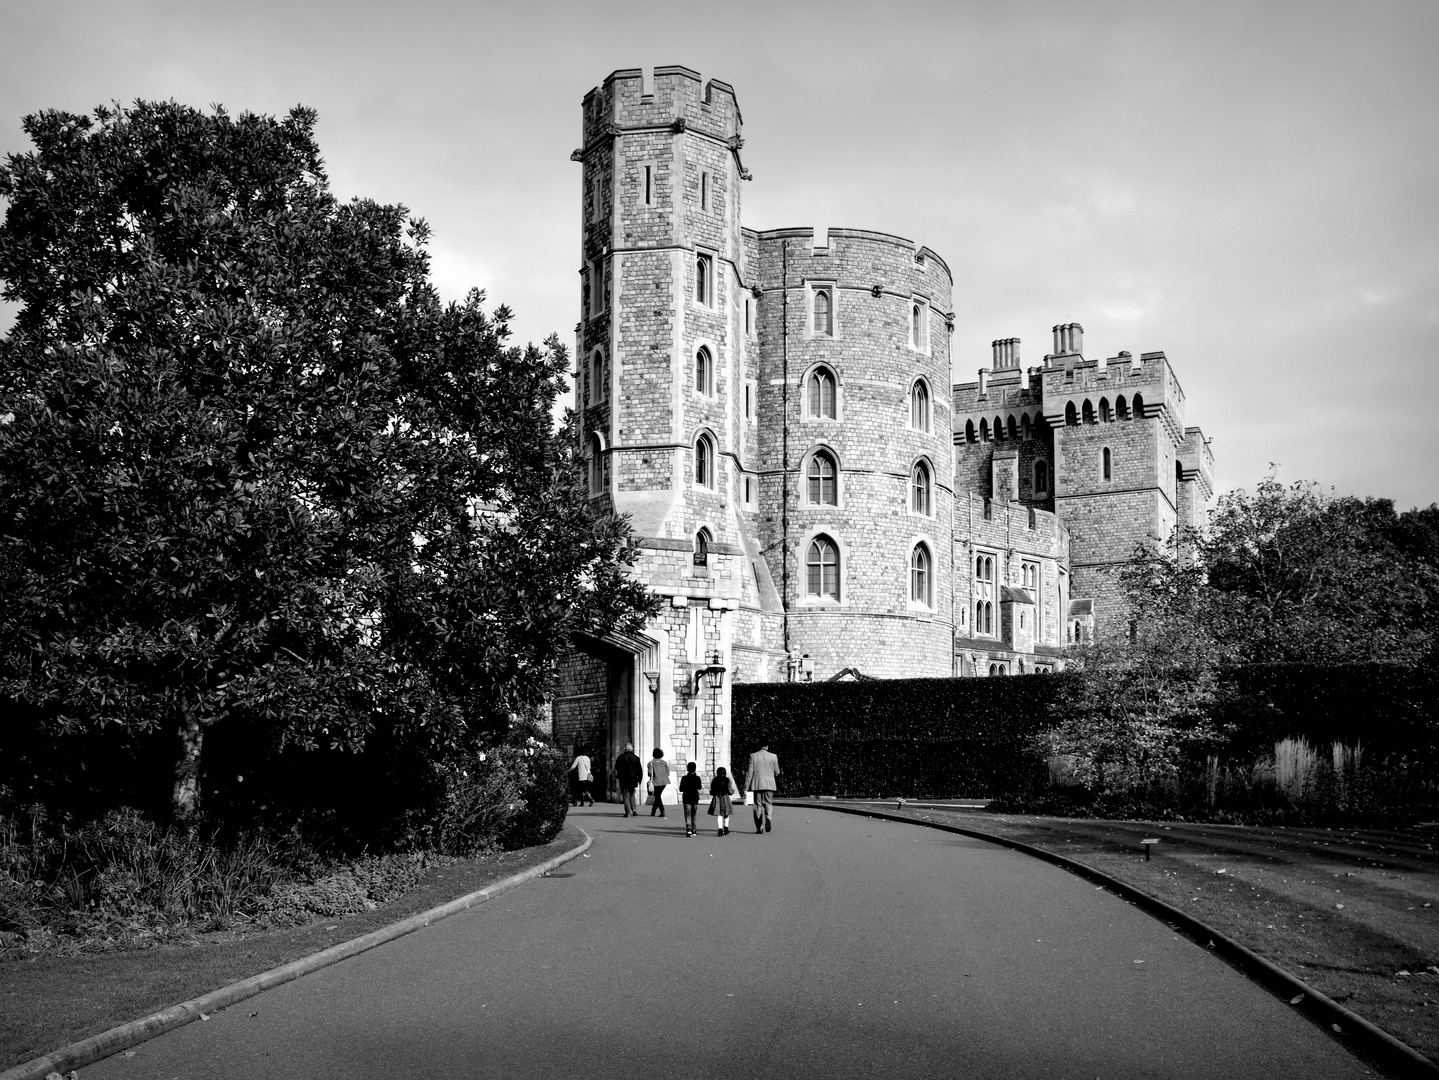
[555,66,1213,799]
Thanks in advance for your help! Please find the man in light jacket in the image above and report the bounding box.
[746,743,780,833]
[647,747,671,818]
[569,749,594,806]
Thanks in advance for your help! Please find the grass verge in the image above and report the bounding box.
[847,803,1439,1064]
[0,824,584,1070]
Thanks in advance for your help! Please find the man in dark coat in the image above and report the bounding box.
[614,742,643,818]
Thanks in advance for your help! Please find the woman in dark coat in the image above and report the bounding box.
[707,766,737,836]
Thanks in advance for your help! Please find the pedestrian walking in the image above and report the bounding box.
[678,762,703,837]
[615,743,643,817]
[568,748,594,806]
[746,743,780,833]
[707,766,737,836]
[647,747,671,817]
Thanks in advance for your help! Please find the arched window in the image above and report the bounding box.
[910,380,931,432]
[693,527,711,567]
[1034,459,1049,496]
[1099,397,1112,422]
[1082,400,1096,425]
[694,434,715,488]
[590,349,606,403]
[808,366,836,419]
[1177,461,1184,483]
[911,302,924,348]
[979,418,990,441]
[976,554,993,581]
[1021,414,1032,441]
[695,253,711,306]
[1022,562,1038,588]
[910,544,932,606]
[813,289,832,336]
[1102,447,1112,481]
[588,433,604,495]
[807,449,838,505]
[911,461,931,515]
[1116,395,1129,420]
[965,419,976,443]
[993,415,1005,441]
[974,600,993,635]
[1007,415,1019,441]
[1132,393,1145,417]
[1065,401,1078,426]
[694,346,712,395]
[806,535,840,600]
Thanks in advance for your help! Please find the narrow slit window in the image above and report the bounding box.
[813,289,832,336]
[694,347,712,395]
[695,253,713,306]
[643,165,654,206]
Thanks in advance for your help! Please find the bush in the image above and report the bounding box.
[0,799,456,951]
[434,740,569,856]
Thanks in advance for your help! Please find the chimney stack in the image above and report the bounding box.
[1052,322,1084,357]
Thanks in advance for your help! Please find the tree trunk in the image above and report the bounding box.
[172,702,205,824]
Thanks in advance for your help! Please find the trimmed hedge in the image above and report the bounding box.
[732,676,1068,798]
[733,665,1439,803]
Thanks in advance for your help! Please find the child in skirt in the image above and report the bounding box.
[678,762,703,837]
[707,766,737,836]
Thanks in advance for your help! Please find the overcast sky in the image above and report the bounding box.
[2,0,1435,509]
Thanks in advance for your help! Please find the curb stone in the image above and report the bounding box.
[1,829,594,1080]
[782,800,1438,1080]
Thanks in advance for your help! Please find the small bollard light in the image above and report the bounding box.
[1141,838,1159,861]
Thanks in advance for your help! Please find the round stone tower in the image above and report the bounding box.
[748,228,956,678]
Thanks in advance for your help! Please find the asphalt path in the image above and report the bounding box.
[83,805,1377,1079]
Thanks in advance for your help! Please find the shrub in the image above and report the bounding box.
[434,740,569,856]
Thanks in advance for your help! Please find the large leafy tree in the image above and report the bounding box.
[1189,476,1435,663]
[0,101,654,821]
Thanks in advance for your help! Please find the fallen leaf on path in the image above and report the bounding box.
[1290,994,1305,1004]
[200,1013,210,1021]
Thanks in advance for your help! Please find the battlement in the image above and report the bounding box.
[751,226,953,284]
[1179,425,1216,499]
[580,66,742,152]
[956,491,1071,551]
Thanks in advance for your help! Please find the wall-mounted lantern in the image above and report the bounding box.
[694,651,726,692]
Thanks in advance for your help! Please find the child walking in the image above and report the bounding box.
[678,762,703,837]
[707,766,737,837]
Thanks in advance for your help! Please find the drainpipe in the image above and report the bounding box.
[781,240,791,660]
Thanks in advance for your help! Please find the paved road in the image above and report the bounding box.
[85,805,1377,1079]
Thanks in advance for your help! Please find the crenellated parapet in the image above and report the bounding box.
[581,67,742,151]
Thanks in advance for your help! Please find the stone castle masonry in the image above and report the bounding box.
[553,67,1213,800]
